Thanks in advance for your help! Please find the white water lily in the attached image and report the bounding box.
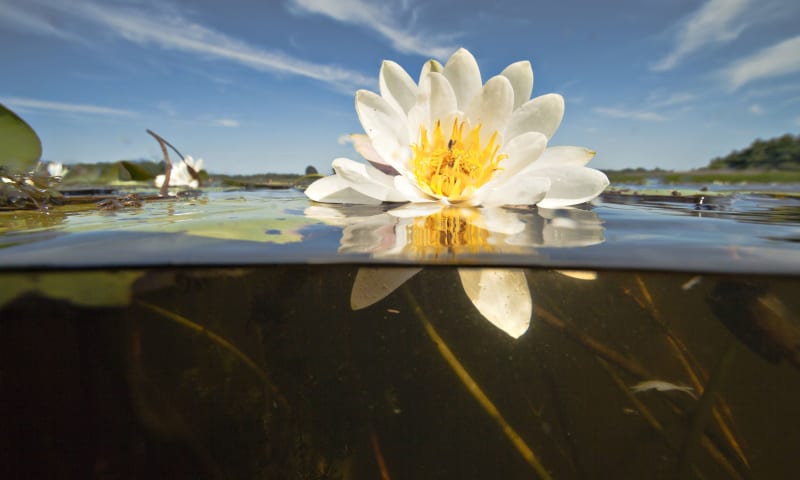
[155,155,204,189]
[46,162,68,178]
[306,48,608,208]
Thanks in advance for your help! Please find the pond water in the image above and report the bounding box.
[1,188,799,479]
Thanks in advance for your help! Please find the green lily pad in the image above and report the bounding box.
[0,104,42,174]
[0,270,144,308]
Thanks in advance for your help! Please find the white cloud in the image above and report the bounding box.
[720,35,800,90]
[216,118,240,128]
[647,92,696,109]
[593,107,666,122]
[18,0,374,91]
[749,103,765,115]
[652,0,751,72]
[288,0,456,58]
[1,96,137,116]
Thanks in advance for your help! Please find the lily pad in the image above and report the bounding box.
[0,104,42,174]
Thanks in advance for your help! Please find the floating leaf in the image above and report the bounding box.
[0,104,42,173]
[0,270,144,308]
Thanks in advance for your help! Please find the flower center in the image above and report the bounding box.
[411,119,506,203]
[407,208,491,257]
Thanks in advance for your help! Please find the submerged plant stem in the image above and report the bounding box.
[634,276,750,470]
[402,286,552,480]
[136,300,286,407]
[678,340,739,479]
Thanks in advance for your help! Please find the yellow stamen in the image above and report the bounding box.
[411,119,506,202]
[407,208,491,257]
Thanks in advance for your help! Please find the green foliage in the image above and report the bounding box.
[0,104,42,174]
[120,160,158,180]
[709,133,800,170]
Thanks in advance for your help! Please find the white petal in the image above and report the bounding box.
[505,93,565,141]
[487,131,547,187]
[349,133,400,175]
[555,270,598,280]
[535,146,596,168]
[355,90,410,171]
[428,72,458,128]
[305,174,382,205]
[443,48,482,111]
[332,157,408,202]
[500,60,533,110]
[465,75,514,144]
[351,267,422,310]
[532,166,610,208]
[393,175,436,203]
[380,60,418,115]
[458,268,532,339]
[477,173,550,207]
[419,58,443,83]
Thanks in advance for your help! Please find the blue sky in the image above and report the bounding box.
[1,0,799,174]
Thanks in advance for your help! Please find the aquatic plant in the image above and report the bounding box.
[306,48,608,208]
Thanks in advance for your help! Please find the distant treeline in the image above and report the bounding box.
[708,133,800,170]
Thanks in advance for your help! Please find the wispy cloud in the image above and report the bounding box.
[749,103,765,115]
[720,35,800,90]
[18,0,374,91]
[652,0,751,72]
[0,0,79,41]
[1,96,137,116]
[647,92,696,109]
[288,0,456,58]
[593,107,666,122]
[215,118,240,128]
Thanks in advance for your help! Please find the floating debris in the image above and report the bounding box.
[630,380,697,399]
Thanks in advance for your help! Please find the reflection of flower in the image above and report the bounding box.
[46,162,68,178]
[155,155,204,188]
[306,204,604,338]
[306,48,608,208]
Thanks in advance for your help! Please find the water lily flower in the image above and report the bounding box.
[46,162,68,178]
[155,155,204,189]
[306,48,608,208]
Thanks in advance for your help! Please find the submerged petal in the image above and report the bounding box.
[505,93,565,141]
[532,166,610,208]
[458,268,532,339]
[351,267,422,310]
[380,60,418,115]
[500,60,533,109]
[443,48,482,111]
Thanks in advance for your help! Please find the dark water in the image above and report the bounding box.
[1,189,799,479]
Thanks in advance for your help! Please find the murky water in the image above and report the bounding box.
[1,189,799,479]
